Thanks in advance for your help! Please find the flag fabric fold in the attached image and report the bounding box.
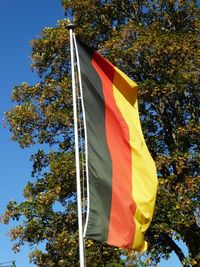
[76,38,158,251]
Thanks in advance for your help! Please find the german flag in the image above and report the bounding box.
[77,38,158,251]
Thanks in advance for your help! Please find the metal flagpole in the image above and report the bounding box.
[67,22,85,267]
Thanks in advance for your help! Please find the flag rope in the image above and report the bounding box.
[73,33,90,239]
[75,64,86,224]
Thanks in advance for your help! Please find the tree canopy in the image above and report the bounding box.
[2,0,200,266]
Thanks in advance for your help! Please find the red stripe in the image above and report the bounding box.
[92,52,136,248]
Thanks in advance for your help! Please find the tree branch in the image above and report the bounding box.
[163,233,189,267]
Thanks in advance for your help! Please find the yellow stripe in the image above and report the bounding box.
[112,67,158,251]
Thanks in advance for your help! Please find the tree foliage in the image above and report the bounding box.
[2,0,200,266]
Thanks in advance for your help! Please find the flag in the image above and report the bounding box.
[76,38,158,251]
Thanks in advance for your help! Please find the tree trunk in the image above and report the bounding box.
[184,223,200,267]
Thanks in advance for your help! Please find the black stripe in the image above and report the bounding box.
[77,38,112,242]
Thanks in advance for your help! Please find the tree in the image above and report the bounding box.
[2,0,199,266]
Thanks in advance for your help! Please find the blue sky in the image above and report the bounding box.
[0,1,186,266]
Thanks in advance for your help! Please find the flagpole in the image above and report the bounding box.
[67,22,85,267]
